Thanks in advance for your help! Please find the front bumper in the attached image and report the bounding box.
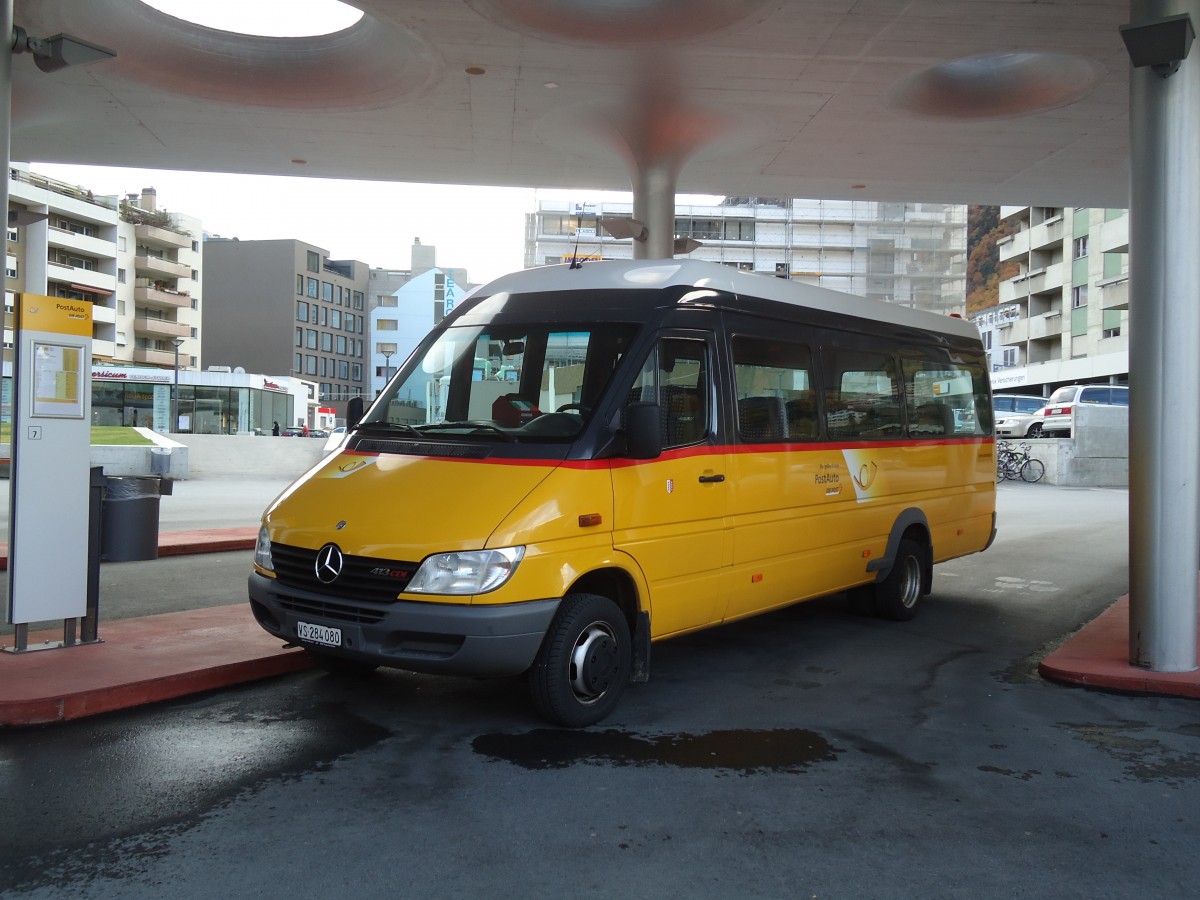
[248,572,560,676]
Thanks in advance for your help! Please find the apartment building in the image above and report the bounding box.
[118,187,203,373]
[370,268,463,397]
[526,197,968,316]
[6,163,119,362]
[987,206,1129,395]
[6,166,204,374]
[202,238,369,419]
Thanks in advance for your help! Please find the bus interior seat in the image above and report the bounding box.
[785,396,818,439]
[825,396,856,438]
[663,385,702,445]
[738,396,786,441]
[912,402,954,437]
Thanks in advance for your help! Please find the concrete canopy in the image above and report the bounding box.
[10,0,1131,209]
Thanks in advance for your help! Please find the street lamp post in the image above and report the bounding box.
[170,338,185,432]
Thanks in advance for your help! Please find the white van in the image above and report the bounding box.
[1042,384,1128,436]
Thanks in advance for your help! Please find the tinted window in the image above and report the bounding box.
[628,337,710,449]
[824,348,901,440]
[732,335,817,442]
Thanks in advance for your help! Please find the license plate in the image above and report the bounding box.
[297,621,341,648]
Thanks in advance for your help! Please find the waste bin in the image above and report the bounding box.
[150,446,172,476]
[101,475,163,562]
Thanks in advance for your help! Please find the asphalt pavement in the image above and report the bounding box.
[5,479,1200,898]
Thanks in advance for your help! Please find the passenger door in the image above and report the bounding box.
[611,331,730,638]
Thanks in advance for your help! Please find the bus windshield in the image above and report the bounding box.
[362,321,640,440]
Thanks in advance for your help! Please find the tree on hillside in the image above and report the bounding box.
[966,206,1019,314]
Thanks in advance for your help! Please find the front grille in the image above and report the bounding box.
[276,594,387,625]
[272,542,418,604]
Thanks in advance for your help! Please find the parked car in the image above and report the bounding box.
[309,429,330,439]
[995,405,1048,438]
[993,393,1047,416]
[322,426,347,454]
[281,426,306,437]
[1042,384,1129,437]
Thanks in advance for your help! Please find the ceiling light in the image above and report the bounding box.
[139,0,363,37]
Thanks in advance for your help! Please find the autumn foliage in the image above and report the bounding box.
[966,206,1020,315]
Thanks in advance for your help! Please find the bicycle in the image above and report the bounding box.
[996,440,1045,483]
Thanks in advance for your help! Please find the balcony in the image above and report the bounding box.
[1028,218,1065,251]
[135,254,191,280]
[135,223,191,250]
[134,284,190,310]
[47,227,114,260]
[1100,279,1129,311]
[132,347,177,366]
[1095,215,1129,254]
[1031,311,1066,341]
[134,315,189,339]
[47,262,116,293]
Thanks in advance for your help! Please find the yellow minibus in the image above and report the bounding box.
[249,260,996,726]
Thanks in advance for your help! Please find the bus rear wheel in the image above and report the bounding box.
[530,593,631,728]
[874,538,926,622]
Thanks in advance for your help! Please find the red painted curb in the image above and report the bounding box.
[1039,595,1200,699]
[0,605,313,727]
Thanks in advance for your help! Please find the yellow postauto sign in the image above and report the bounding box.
[19,293,93,337]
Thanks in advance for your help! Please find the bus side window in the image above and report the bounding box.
[824,348,900,440]
[625,337,710,449]
[731,334,817,443]
[903,352,990,435]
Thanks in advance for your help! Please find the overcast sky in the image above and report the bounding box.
[32,164,648,286]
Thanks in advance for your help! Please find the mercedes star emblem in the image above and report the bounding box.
[314,543,344,583]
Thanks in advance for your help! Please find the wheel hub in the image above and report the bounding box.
[569,623,619,703]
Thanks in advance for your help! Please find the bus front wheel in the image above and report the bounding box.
[874,538,926,622]
[530,593,631,728]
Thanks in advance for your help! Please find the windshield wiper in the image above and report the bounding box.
[421,422,515,441]
[356,421,422,437]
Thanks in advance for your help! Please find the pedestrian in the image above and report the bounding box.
[302,423,309,438]
[272,421,280,436]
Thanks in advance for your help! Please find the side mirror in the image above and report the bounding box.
[624,402,662,460]
[346,396,364,431]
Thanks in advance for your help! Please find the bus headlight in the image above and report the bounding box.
[407,546,525,595]
[254,526,274,572]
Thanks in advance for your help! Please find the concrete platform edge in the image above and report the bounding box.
[1039,595,1200,699]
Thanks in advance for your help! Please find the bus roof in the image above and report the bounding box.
[474,259,979,341]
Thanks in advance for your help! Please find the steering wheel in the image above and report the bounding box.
[556,403,589,415]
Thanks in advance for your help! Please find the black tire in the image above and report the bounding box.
[530,593,631,728]
[874,538,926,621]
[1021,458,1045,483]
[305,650,378,678]
[1027,423,1044,438]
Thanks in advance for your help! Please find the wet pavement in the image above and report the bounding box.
[2,480,1199,897]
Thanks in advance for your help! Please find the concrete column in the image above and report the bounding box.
[24,203,48,293]
[2,0,13,635]
[631,162,678,260]
[2,0,11,253]
[1128,0,1200,671]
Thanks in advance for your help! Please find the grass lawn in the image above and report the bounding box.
[0,426,154,447]
[91,427,155,446]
